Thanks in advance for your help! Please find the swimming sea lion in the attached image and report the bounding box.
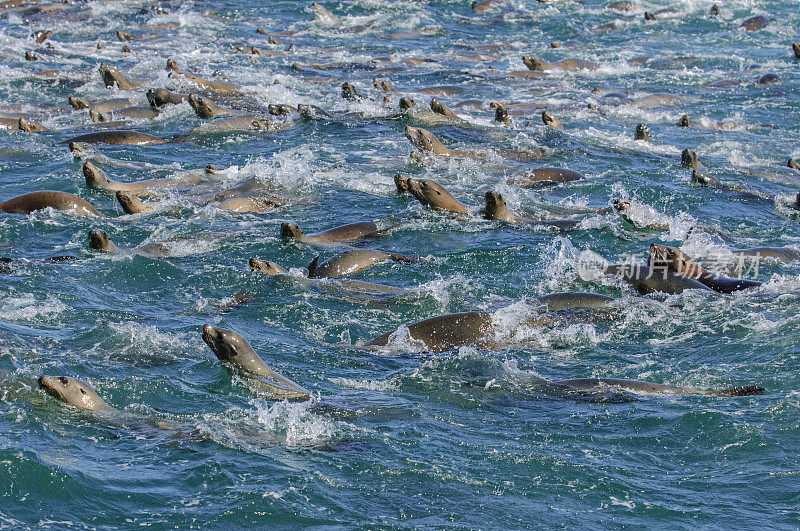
[0,117,47,132]
[202,324,310,400]
[649,244,761,293]
[602,261,713,295]
[406,178,469,214]
[91,106,160,123]
[757,73,780,86]
[534,292,614,311]
[482,192,579,229]
[147,88,188,107]
[0,191,102,217]
[430,99,459,120]
[373,77,395,92]
[634,123,651,141]
[728,247,800,261]
[218,194,283,213]
[681,149,700,169]
[508,168,583,188]
[691,170,720,187]
[168,61,243,95]
[542,111,563,130]
[311,2,342,26]
[187,94,232,118]
[788,159,800,170]
[555,378,763,397]
[624,94,681,108]
[116,191,155,214]
[341,82,360,100]
[741,15,768,31]
[99,63,137,90]
[38,375,117,413]
[794,43,800,59]
[608,1,634,11]
[494,104,512,126]
[63,131,170,146]
[364,311,494,351]
[678,115,691,127]
[281,221,379,244]
[523,55,597,72]
[308,249,414,278]
[83,161,200,193]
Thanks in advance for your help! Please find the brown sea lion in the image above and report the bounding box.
[308,250,414,278]
[147,88,188,107]
[556,378,763,397]
[364,311,494,351]
[542,111,563,130]
[741,15,768,31]
[187,94,232,118]
[0,117,47,132]
[678,115,691,127]
[0,191,101,217]
[99,63,138,90]
[681,149,700,169]
[405,126,474,158]
[373,77,396,92]
[634,123,651,141]
[430,98,459,120]
[482,192,579,229]
[508,168,583,188]
[116,191,155,214]
[217,194,282,213]
[691,170,720,187]
[84,162,202,193]
[649,244,761,293]
[167,60,243,95]
[788,158,800,170]
[38,376,118,413]
[523,55,597,72]
[63,131,170,146]
[494,104,512,126]
[91,106,160,123]
[281,221,379,244]
[406,178,469,214]
[793,43,800,59]
[602,262,713,295]
[202,325,310,401]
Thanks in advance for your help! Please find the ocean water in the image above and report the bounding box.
[1,0,799,527]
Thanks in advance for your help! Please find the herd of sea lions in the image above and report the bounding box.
[1,0,792,424]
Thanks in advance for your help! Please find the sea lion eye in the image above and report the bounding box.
[80,388,86,395]
[59,377,69,385]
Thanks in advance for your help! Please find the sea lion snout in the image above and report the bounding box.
[88,229,110,251]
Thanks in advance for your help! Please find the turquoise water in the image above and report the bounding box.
[1,0,800,527]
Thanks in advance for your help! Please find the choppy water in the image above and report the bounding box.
[1,0,800,527]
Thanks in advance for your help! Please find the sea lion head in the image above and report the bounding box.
[249,258,288,275]
[612,199,635,225]
[166,58,180,73]
[522,56,546,71]
[69,96,90,110]
[399,97,416,110]
[147,88,172,108]
[38,375,111,411]
[394,173,409,193]
[341,82,358,100]
[88,229,115,252]
[115,191,148,215]
[494,105,510,124]
[649,244,699,277]
[83,161,110,188]
[678,115,691,127]
[89,109,110,123]
[404,126,447,155]
[202,324,256,364]
[681,149,699,169]
[69,142,92,159]
[280,222,304,240]
[634,123,651,141]
[98,63,120,88]
[297,104,331,120]
[482,191,514,222]
[18,118,46,132]
[541,111,556,126]
[187,94,219,119]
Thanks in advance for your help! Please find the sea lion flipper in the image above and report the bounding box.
[308,255,319,276]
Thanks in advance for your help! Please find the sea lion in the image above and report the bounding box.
[268,104,298,116]
[99,63,137,90]
[602,261,713,295]
[373,78,395,92]
[147,88,188,107]
[308,249,414,278]
[757,73,780,86]
[364,311,494,351]
[534,292,614,311]
[281,221,379,244]
[116,191,155,214]
[297,104,333,120]
[788,159,800,170]
[63,131,170,146]
[406,178,469,214]
[634,123,651,141]
[523,56,597,72]
[608,1,634,11]
[0,191,101,217]
[311,2,342,26]
[405,126,478,158]
[508,168,583,188]
[430,99,459,120]
[542,111,563,130]
[38,375,117,413]
[341,82,360,100]
[494,104,512,126]
[88,229,120,252]
[649,244,761,293]
[691,170,720,187]
[91,106,160,123]
[187,94,232,118]
[83,161,200,193]
[728,247,800,261]
[25,51,37,61]
[188,114,289,134]
[218,194,283,213]
[0,117,47,132]
[202,324,310,400]
[678,115,691,127]
[168,60,243,95]
[624,94,681,108]
[482,192,579,229]
[794,43,800,59]
[681,149,700,169]
[555,378,763,397]
[741,15,768,31]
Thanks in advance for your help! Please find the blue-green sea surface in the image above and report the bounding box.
[1,0,799,527]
